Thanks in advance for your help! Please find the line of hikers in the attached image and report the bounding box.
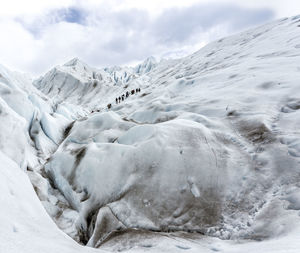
[107,88,141,109]
[116,88,141,104]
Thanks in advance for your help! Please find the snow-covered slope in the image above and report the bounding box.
[34,57,158,112]
[2,15,300,253]
[34,58,116,111]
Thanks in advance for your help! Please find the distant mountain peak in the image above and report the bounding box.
[63,57,89,68]
[135,56,157,74]
[145,56,156,63]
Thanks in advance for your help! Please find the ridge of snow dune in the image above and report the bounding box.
[2,15,300,253]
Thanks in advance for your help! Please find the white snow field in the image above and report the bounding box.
[1,15,300,253]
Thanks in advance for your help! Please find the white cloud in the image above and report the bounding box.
[0,0,72,17]
[0,0,297,75]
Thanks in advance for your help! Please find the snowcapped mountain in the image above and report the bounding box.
[34,56,158,112]
[2,15,300,253]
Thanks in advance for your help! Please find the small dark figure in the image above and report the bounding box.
[118,97,121,103]
[126,91,129,98]
[107,104,111,109]
[91,110,94,113]
[97,109,100,112]
[131,89,135,95]
[116,98,118,104]
[136,88,138,93]
[122,95,125,101]
[138,88,141,92]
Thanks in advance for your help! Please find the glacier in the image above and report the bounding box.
[1,15,300,253]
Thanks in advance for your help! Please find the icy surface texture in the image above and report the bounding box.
[2,16,300,253]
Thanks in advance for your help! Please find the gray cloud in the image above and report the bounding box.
[16,6,88,37]
[9,2,275,74]
[151,3,274,45]
[87,3,274,66]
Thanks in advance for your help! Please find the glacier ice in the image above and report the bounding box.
[2,15,300,253]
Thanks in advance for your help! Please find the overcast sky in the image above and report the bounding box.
[0,0,299,75]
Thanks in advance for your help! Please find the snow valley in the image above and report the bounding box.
[1,15,300,253]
